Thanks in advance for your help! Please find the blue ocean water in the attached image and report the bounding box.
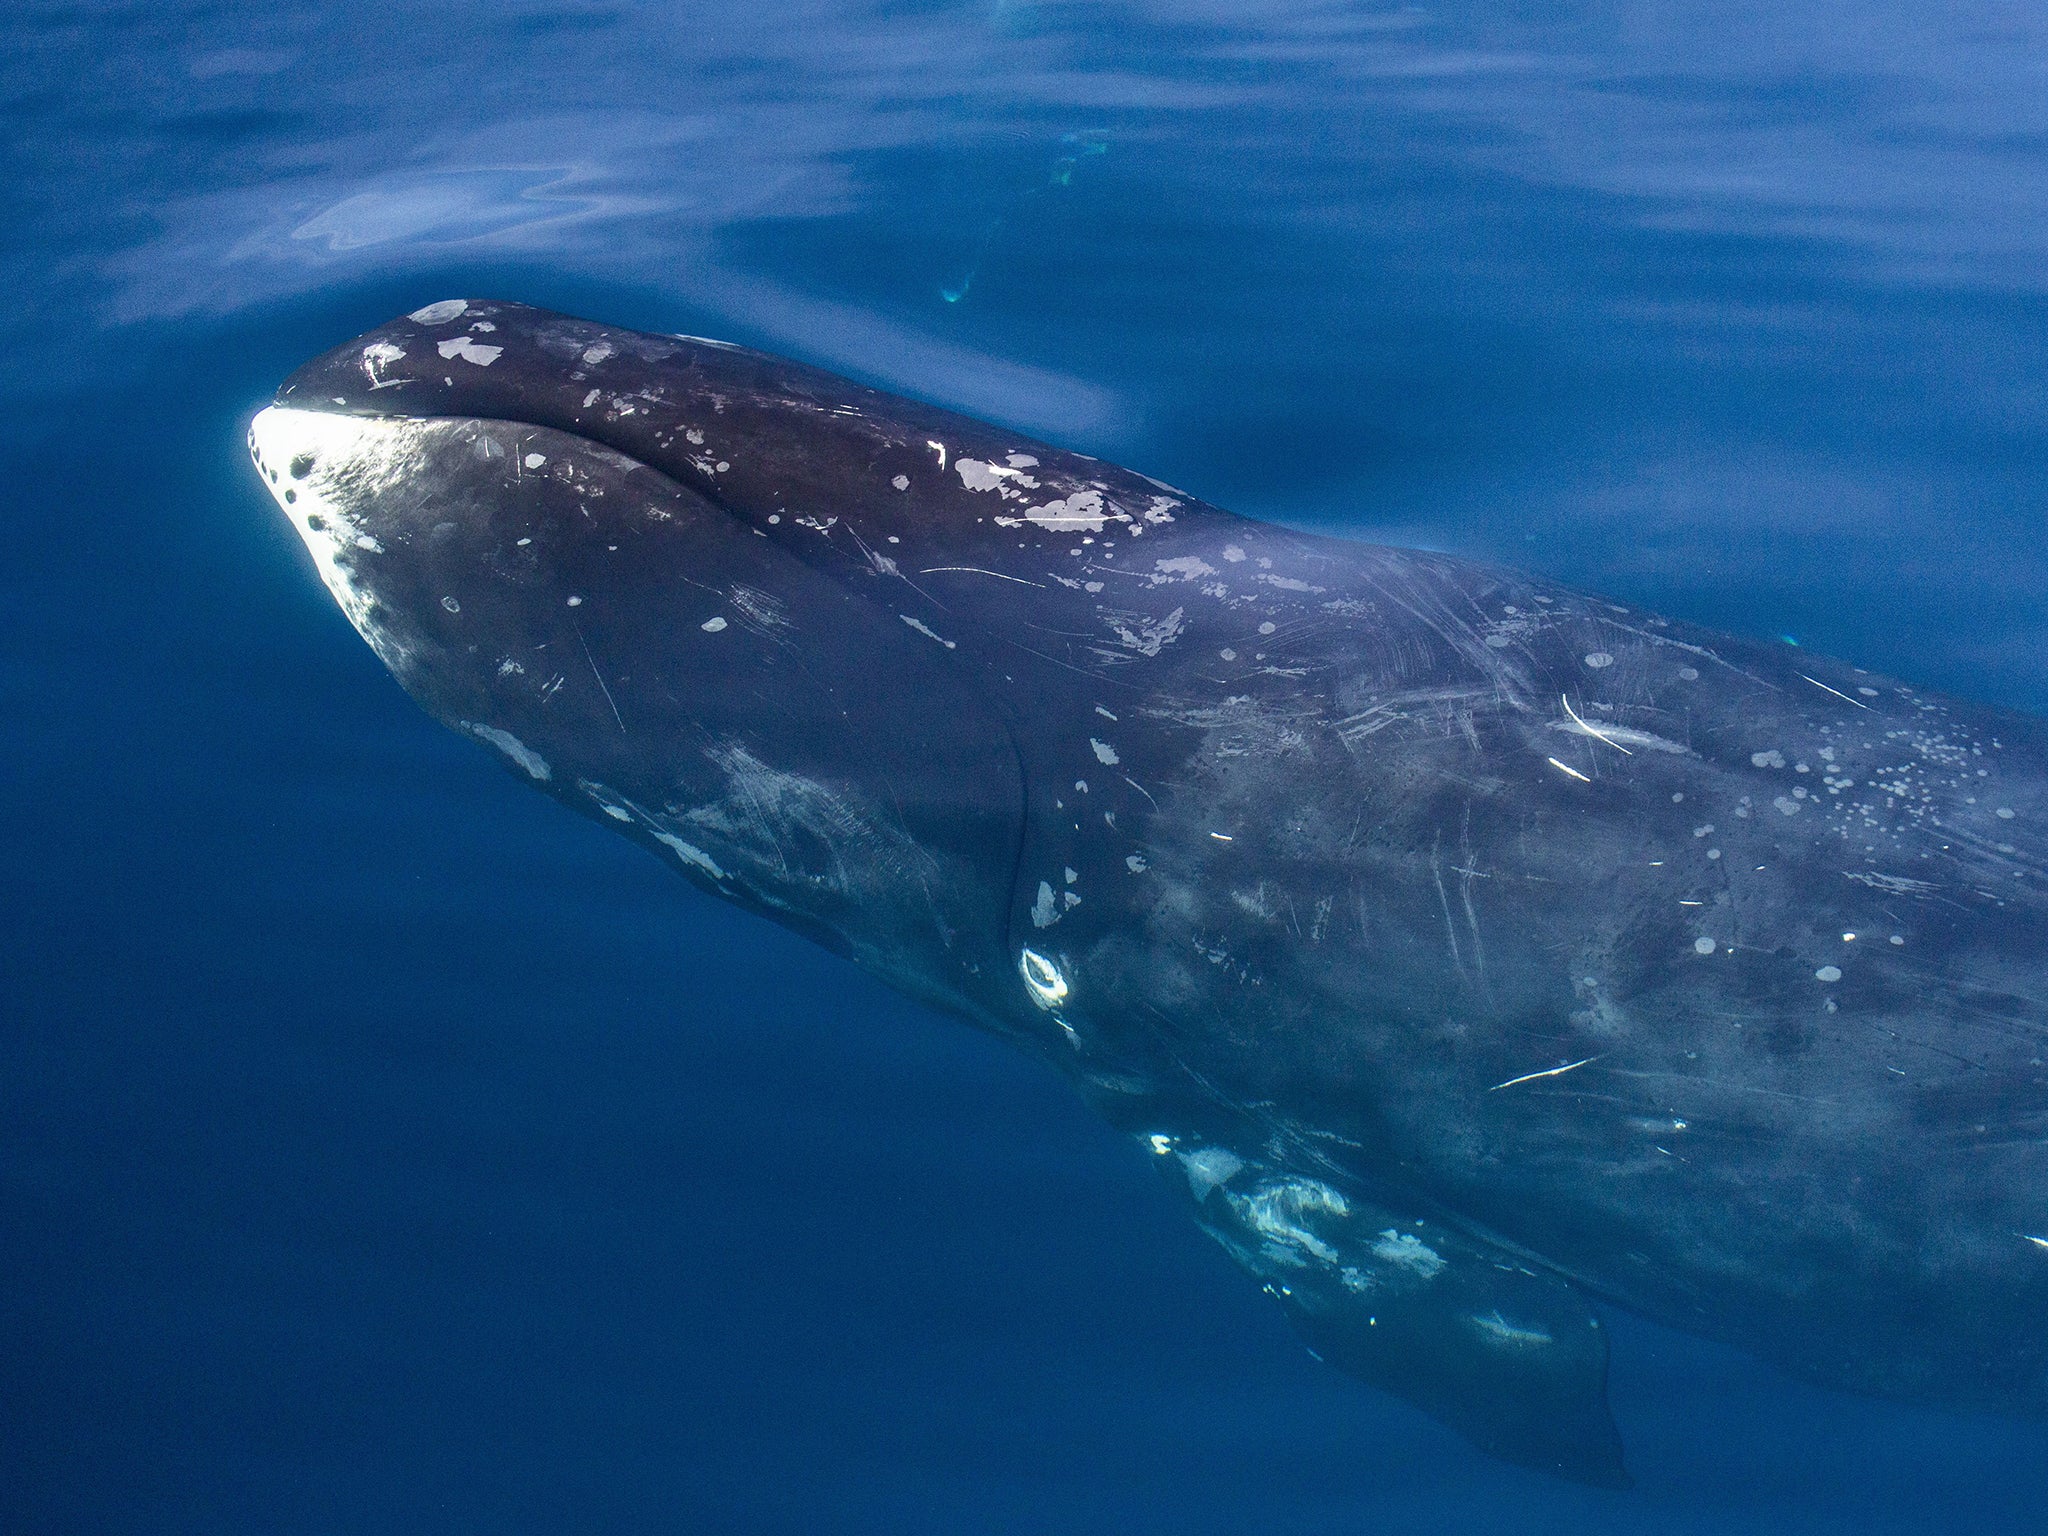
[7,1,2048,1529]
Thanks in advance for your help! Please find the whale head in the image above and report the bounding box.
[247,344,1034,1024]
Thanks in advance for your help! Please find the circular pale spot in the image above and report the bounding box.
[1997,807,2016,819]
[1219,648,1237,661]
[1694,937,1716,955]
[1258,621,1277,636]
[701,616,728,633]
[1816,965,1842,982]
[1484,634,1511,648]
[440,596,460,613]
[565,595,583,607]
[1889,935,1904,945]
[1584,652,1614,669]
[1678,666,1700,681]
[891,474,910,490]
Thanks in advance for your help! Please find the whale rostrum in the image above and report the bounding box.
[249,300,2048,1485]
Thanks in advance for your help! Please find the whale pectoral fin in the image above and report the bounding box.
[1164,1151,1626,1486]
[1274,1236,1626,1487]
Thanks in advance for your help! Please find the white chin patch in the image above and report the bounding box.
[248,405,420,663]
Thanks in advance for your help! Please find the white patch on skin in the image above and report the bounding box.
[437,337,502,366]
[1027,488,1109,532]
[582,389,601,408]
[1143,495,1177,523]
[249,405,434,665]
[653,830,726,878]
[581,342,614,366]
[1108,606,1186,657]
[464,722,550,781]
[408,299,468,324]
[1126,854,1148,872]
[891,474,910,490]
[580,779,728,879]
[360,342,405,384]
[1583,652,1614,668]
[1695,936,1717,954]
[1774,795,1803,816]
[1090,738,1120,765]
[1154,555,1216,580]
[1178,1147,1244,1201]
[1816,965,1843,982]
[1222,545,1246,562]
[1006,453,1039,468]
[1031,880,1060,928]
[1258,574,1321,593]
[523,453,546,469]
[1232,1179,1349,1265]
[956,459,1038,494]
[701,616,728,632]
[1371,1229,1445,1279]
[900,615,956,648]
[1752,749,1787,768]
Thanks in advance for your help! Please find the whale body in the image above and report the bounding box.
[249,300,2048,1485]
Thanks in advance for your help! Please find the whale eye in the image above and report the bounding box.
[1018,948,1069,1010]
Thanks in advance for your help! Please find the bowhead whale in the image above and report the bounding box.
[249,300,2048,1485]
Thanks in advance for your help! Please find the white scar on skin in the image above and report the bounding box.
[1560,694,1631,755]
[1490,1056,1602,1092]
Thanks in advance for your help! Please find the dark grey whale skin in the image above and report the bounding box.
[252,300,2048,1485]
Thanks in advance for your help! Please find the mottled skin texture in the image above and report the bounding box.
[253,301,2048,1485]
